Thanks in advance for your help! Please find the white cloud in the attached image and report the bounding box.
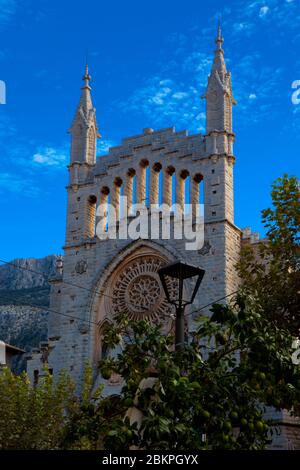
[151,96,164,105]
[118,75,207,133]
[233,59,285,121]
[31,140,115,162]
[149,86,172,105]
[172,92,188,100]
[259,6,270,18]
[97,139,115,154]
[182,52,211,87]
[32,146,67,168]
[233,22,253,33]
[159,79,173,86]
[114,0,299,133]
[221,0,300,41]
[0,172,37,196]
[115,48,212,132]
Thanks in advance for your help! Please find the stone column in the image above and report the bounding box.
[124,169,135,213]
[191,174,202,219]
[163,167,174,206]
[97,187,109,235]
[136,161,147,204]
[150,163,161,206]
[112,178,122,221]
[176,172,187,210]
[85,195,97,238]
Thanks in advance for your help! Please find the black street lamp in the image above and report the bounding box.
[158,261,205,351]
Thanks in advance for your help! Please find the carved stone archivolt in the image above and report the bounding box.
[90,243,185,363]
[110,255,177,321]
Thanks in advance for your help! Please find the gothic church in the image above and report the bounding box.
[28,27,244,390]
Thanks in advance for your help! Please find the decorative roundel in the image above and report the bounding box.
[111,256,178,321]
[75,259,88,274]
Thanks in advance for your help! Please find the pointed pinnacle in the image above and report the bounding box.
[216,21,224,49]
[82,64,91,89]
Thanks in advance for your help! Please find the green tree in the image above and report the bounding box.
[97,300,300,450]
[0,366,74,449]
[0,364,105,450]
[238,174,300,335]
[62,363,116,450]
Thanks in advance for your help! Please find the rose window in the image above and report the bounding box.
[111,256,178,321]
[127,275,161,312]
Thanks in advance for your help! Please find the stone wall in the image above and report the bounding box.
[27,126,241,392]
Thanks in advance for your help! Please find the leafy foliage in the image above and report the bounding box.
[0,366,74,449]
[97,300,300,450]
[0,363,106,450]
[1,301,299,450]
[238,174,300,335]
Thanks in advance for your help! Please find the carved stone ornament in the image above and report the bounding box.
[75,259,88,274]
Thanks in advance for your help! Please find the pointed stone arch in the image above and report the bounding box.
[87,240,181,361]
[96,318,113,363]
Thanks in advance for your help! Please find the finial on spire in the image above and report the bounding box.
[215,20,224,50]
[82,64,91,90]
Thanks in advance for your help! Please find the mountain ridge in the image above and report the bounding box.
[0,255,57,371]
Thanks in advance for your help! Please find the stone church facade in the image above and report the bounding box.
[27,27,241,387]
[26,26,300,450]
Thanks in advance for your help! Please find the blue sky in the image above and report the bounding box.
[0,0,299,260]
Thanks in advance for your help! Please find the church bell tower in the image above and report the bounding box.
[69,65,100,166]
[203,24,236,157]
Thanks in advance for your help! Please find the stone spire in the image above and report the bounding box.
[203,24,236,141]
[69,65,100,166]
[212,23,226,79]
[79,64,93,111]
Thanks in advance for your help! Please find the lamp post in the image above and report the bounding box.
[158,261,205,351]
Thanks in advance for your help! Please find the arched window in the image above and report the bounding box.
[98,186,110,234]
[181,170,190,201]
[176,169,189,211]
[112,177,123,221]
[137,159,149,205]
[185,174,191,214]
[99,322,111,360]
[85,195,97,237]
[150,162,162,206]
[71,123,84,162]
[125,168,136,215]
[163,165,175,206]
[191,173,204,219]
